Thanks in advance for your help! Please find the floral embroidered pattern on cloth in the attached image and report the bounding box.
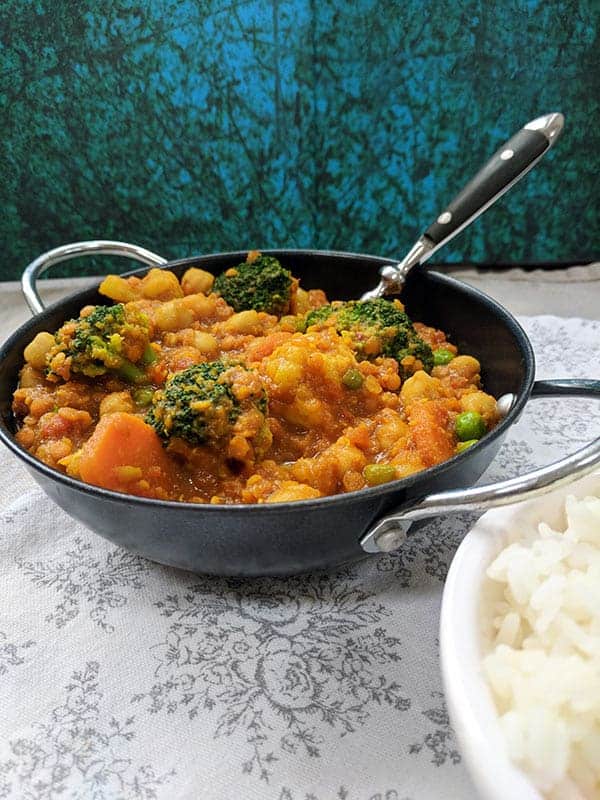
[0,316,598,800]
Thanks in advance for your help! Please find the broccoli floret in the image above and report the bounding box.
[302,303,333,327]
[46,304,151,382]
[304,298,434,375]
[213,252,293,315]
[146,360,272,458]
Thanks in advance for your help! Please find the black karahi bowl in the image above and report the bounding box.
[1,246,598,576]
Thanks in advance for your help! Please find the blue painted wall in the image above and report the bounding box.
[1,0,598,278]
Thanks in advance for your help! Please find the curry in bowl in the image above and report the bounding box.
[12,252,499,504]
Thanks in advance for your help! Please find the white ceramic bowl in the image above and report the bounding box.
[440,470,600,800]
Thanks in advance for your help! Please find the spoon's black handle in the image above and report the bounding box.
[424,127,552,248]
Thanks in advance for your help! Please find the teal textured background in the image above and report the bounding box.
[1,0,599,279]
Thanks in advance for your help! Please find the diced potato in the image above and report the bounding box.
[267,358,303,391]
[181,293,217,318]
[192,331,219,356]
[290,287,310,315]
[153,299,195,331]
[19,364,44,388]
[221,310,262,335]
[99,274,137,303]
[140,269,183,300]
[99,391,135,416]
[181,267,214,296]
[266,482,321,503]
[328,439,367,474]
[23,332,55,370]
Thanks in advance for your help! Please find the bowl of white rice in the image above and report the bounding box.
[440,470,600,800]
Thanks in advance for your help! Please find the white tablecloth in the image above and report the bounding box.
[1,315,599,800]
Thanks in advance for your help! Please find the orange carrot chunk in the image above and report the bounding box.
[78,412,175,497]
[407,400,456,467]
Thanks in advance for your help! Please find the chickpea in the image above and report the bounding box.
[30,396,55,417]
[37,437,72,464]
[363,375,382,395]
[23,332,55,370]
[460,390,498,424]
[16,426,35,447]
[450,355,480,381]
[181,267,215,296]
[374,415,409,450]
[113,466,143,482]
[57,407,93,424]
[400,371,442,404]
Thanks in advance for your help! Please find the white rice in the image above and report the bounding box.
[483,493,600,800]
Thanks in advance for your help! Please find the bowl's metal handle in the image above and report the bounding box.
[360,378,600,554]
[22,240,168,315]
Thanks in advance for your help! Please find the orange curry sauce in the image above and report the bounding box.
[12,260,499,504]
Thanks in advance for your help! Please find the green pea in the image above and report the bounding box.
[342,368,364,389]
[455,411,486,441]
[433,348,455,366]
[141,343,158,365]
[133,386,155,406]
[363,463,397,486]
[117,359,147,384]
[456,439,478,454]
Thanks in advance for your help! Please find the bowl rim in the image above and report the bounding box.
[0,250,535,513]
[440,469,600,800]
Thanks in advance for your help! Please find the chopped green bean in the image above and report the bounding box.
[456,439,478,453]
[455,411,486,441]
[133,386,155,406]
[433,348,455,366]
[363,463,397,486]
[141,343,158,365]
[342,368,364,389]
[118,359,147,384]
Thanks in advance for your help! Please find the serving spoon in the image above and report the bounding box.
[21,113,562,317]
[362,112,564,300]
